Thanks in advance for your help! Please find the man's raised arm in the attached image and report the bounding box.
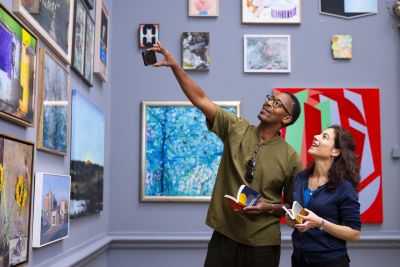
[149,41,216,122]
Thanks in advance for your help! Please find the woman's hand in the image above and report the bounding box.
[148,41,179,67]
[285,211,296,228]
[294,208,323,232]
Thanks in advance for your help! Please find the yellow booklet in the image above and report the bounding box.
[282,201,308,224]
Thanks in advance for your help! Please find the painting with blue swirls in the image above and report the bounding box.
[143,103,238,200]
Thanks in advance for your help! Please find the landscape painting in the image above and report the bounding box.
[70,90,104,218]
[0,133,34,267]
[141,101,240,202]
[0,4,37,127]
[37,48,70,155]
[32,173,71,248]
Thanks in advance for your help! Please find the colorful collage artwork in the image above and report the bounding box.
[275,88,382,223]
[0,5,37,126]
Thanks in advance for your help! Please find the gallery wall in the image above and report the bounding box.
[1,0,399,266]
[0,0,112,266]
[109,0,400,266]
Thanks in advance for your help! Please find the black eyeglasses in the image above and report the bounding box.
[265,95,291,116]
[245,158,256,183]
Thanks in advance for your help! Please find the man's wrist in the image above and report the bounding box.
[267,203,274,214]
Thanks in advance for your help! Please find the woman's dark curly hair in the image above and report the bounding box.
[304,125,360,189]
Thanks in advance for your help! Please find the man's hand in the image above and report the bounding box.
[241,198,272,216]
[148,41,179,68]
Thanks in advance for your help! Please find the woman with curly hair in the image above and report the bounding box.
[286,125,361,267]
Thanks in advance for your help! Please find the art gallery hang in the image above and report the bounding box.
[72,0,95,86]
[181,32,210,71]
[37,49,71,156]
[94,0,109,82]
[188,0,219,17]
[32,173,71,248]
[140,101,240,202]
[331,35,352,59]
[13,0,74,63]
[319,0,377,19]
[242,0,301,24]
[0,3,38,127]
[275,88,383,223]
[70,90,104,218]
[0,133,34,266]
[139,24,159,48]
[244,35,291,73]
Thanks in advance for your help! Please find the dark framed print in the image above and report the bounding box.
[72,0,94,87]
[94,0,109,82]
[139,24,159,48]
[13,0,74,64]
[84,0,95,10]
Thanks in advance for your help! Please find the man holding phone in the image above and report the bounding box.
[149,41,302,267]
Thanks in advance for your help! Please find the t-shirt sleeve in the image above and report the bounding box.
[206,104,241,141]
[339,183,362,231]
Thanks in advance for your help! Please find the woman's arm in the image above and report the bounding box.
[294,209,360,242]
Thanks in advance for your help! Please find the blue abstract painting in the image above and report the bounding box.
[142,102,239,201]
[39,50,70,154]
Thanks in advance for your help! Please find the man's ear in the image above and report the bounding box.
[282,115,293,125]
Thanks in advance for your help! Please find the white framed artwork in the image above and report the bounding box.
[242,0,301,24]
[244,35,291,73]
[32,173,71,248]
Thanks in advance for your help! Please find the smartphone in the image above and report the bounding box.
[142,50,157,66]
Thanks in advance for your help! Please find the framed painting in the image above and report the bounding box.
[70,89,104,218]
[0,133,34,266]
[141,101,241,202]
[0,3,38,127]
[32,173,71,248]
[84,0,95,10]
[244,35,291,73]
[139,24,159,48]
[320,0,377,19]
[72,0,95,87]
[37,48,71,156]
[13,0,74,64]
[93,0,109,82]
[275,88,382,223]
[182,32,210,71]
[189,0,219,17]
[242,0,301,24]
[331,35,352,59]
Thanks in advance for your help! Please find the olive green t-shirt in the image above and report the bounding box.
[206,105,302,246]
